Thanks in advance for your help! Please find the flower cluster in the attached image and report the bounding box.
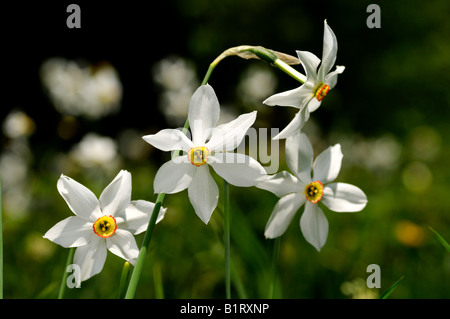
[43,19,367,287]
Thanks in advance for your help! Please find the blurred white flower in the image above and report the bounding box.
[40,58,122,119]
[70,133,119,169]
[237,64,277,105]
[152,55,199,126]
[2,109,35,138]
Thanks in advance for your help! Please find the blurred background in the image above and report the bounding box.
[1,0,449,298]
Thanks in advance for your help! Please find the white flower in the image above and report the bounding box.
[44,170,166,282]
[264,20,345,140]
[142,84,267,224]
[257,132,367,251]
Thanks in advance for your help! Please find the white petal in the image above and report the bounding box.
[209,153,267,187]
[272,106,310,140]
[116,200,167,235]
[189,84,220,145]
[264,193,305,238]
[57,174,102,222]
[256,171,304,198]
[107,229,140,265]
[318,19,338,81]
[206,111,257,153]
[322,182,368,212]
[313,144,343,184]
[300,202,329,251]
[307,98,322,113]
[74,237,107,282]
[285,132,313,184]
[99,170,131,217]
[43,216,93,248]
[187,165,219,224]
[263,84,314,109]
[296,50,321,84]
[153,156,196,194]
[142,129,193,152]
[325,65,345,89]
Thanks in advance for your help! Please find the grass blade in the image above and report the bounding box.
[380,275,404,299]
[429,227,450,253]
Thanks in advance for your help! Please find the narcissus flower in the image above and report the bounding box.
[257,133,367,251]
[44,170,166,281]
[264,20,345,140]
[142,84,267,224]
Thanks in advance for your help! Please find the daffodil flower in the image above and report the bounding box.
[264,20,345,140]
[44,170,166,282]
[257,133,367,251]
[142,84,267,224]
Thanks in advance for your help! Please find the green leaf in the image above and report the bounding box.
[429,227,450,253]
[380,276,404,299]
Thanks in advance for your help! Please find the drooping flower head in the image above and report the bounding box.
[44,170,166,282]
[264,20,345,140]
[143,84,267,224]
[257,132,367,251]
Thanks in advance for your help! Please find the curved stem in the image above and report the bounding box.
[269,237,280,298]
[223,180,231,299]
[58,247,75,299]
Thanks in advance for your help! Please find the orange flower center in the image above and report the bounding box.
[187,146,209,167]
[304,181,324,204]
[93,215,117,238]
[315,84,330,101]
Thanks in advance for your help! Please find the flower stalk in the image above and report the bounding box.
[58,247,75,299]
[0,174,3,299]
[223,179,231,299]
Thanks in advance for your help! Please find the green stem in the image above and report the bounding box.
[57,247,75,299]
[125,193,165,299]
[269,237,280,299]
[273,59,307,84]
[0,175,3,299]
[124,47,241,298]
[223,180,231,299]
[118,261,131,299]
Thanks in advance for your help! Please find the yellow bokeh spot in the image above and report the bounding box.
[395,220,425,247]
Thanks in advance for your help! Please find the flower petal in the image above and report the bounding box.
[296,50,321,84]
[57,174,102,222]
[318,19,338,81]
[43,216,93,248]
[313,144,343,184]
[206,111,257,153]
[188,84,220,145]
[285,132,313,184]
[257,171,304,198]
[153,156,196,194]
[187,165,219,224]
[74,236,107,282]
[322,182,368,212]
[273,106,310,140]
[107,229,140,265]
[99,170,131,217]
[263,84,314,109]
[264,193,305,238]
[116,200,167,235]
[142,128,193,152]
[325,65,345,89]
[209,153,267,187]
[300,202,329,251]
[307,98,322,113]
